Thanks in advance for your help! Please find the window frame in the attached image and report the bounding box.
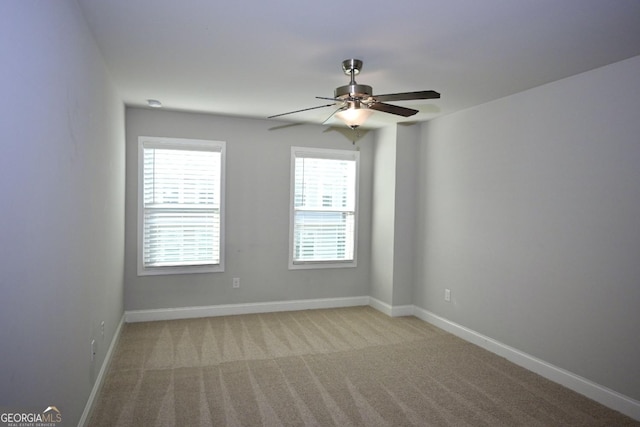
[288,146,360,270]
[137,136,226,276]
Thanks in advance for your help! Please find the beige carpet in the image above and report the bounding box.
[89,306,638,426]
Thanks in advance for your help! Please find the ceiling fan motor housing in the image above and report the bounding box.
[334,83,373,100]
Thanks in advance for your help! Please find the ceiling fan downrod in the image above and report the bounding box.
[334,59,373,100]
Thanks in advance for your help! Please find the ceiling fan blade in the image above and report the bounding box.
[373,90,440,102]
[316,96,343,102]
[368,102,419,117]
[322,107,345,125]
[268,103,335,119]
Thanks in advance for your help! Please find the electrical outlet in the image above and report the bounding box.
[444,289,451,302]
[232,277,240,288]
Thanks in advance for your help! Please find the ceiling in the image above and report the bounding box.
[77,0,640,128]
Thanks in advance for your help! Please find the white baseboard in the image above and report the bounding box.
[124,296,370,323]
[368,297,413,317]
[411,305,640,422]
[368,297,392,316]
[78,314,125,427]
[390,304,414,317]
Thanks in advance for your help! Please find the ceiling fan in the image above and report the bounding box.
[268,59,440,129]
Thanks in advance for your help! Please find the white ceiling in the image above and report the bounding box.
[77,0,640,128]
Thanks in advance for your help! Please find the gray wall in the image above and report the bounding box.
[414,55,640,401]
[124,108,373,310]
[392,124,419,306]
[0,1,125,425]
[370,126,397,305]
[370,124,419,307]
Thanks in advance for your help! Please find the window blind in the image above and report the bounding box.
[139,139,224,273]
[291,150,358,264]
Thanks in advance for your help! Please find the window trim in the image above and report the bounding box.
[137,136,226,276]
[288,146,359,270]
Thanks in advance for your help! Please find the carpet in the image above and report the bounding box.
[89,306,638,426]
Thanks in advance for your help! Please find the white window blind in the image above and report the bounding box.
[290,147,359,268]
[138,137,225,275]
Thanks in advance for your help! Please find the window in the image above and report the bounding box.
[138,137,225,275]
[289,147,359,269]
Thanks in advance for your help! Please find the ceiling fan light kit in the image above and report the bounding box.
[268,59,440,129]
[335,101,374,128]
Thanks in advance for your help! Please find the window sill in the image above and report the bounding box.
[137,264,224,276]
[288,260,357,270]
